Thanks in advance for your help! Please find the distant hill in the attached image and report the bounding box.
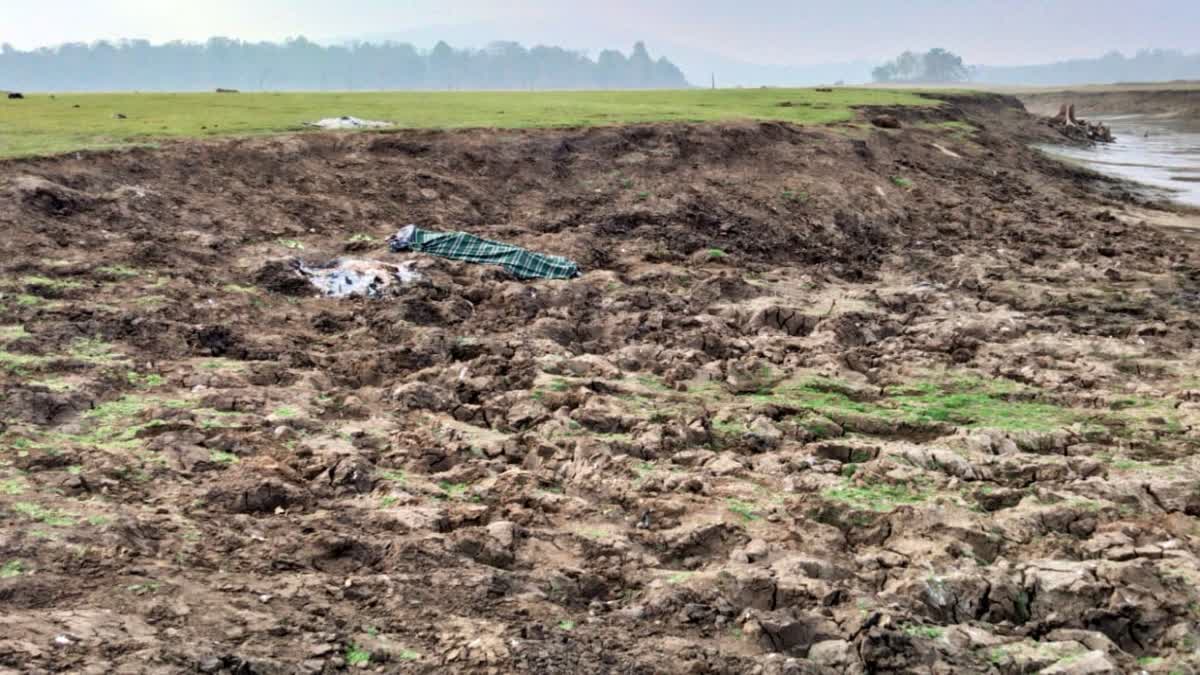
[0,38,688,92]
[972,49,1200,86]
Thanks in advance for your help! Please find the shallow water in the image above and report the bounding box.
[1038,114,1200,206]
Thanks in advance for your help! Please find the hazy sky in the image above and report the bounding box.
[3,0,1198,66]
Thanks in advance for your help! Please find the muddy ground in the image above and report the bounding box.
[3,94,1200,674]
[1019,87,1200,120]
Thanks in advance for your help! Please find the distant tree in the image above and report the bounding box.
[922,48,968,82]
[872,48,970,83]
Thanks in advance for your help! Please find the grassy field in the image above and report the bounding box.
[0,88,935,159]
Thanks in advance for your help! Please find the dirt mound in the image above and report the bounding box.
[3,100,1200,672]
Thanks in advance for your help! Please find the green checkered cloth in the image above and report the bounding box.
[389,225,579,280]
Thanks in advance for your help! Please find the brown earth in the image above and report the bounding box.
[1019,87,1200,120]
[3,95,1200,674]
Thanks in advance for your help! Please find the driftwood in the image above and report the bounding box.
[1048,102,1113,143]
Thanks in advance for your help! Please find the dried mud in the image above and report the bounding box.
[3,95,1200,674]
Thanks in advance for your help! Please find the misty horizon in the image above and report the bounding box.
[4,0,1200,68]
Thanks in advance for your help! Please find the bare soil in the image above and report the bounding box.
[3,95,1200,674]
[1019,87,1200,120]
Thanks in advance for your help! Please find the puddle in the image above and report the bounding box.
[1038,114,1200,207]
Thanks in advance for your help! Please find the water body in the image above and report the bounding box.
[1038,114,1200,207]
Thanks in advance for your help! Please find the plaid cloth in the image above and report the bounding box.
[388,225,579,280]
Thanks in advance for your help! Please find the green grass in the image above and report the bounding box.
[0,349,51,376]
[126,371,165,388]
[345,644,371,666]
[0,89,937,159]
[824,479,927,512]
[727,498,761,521]
[901,623,944,640]
[757,374,1083,433]
[378,469,407,483]
[437,481,471,499]
[126,581,161,595]
[0,325,28,341]
[69,338,122,364]
[1,478,25,495]
[21,275,83,291]
[210,451,239,465]
[97,265,140,278]
[0,560,24,578]
[11,501,77,527]
[557,620,576,631]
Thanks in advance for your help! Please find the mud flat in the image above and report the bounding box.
[4,94,1200,673]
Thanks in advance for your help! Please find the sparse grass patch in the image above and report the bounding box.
[437,481,471,499]
[22,275,83,291]
[824,478,927,512]
[210,451,239,465]
[781,188,808,203]
[15,294,44,307]
[890,176,913,189]
[0,349,51,375]
[0,325,28,341]
[69,337,121,364]
[73,396,155,448]
[345,644,371,666]
[98,265,140,278]
[126,581,161,595]
[398,649,420,661]
[348,233,375,243]
[278,239,305,250]
[272,406,300,419]
[756,373,1083,434]
[1,560,24,578]
[378,469,407,483]
[1,478,25,495]
[901,623,944,639]
[667,571,694,584]
[636,375,670,391]
[126,371,165,388]
[11,501,76,526]
[727,498,761,521]
[223,284,259,295]
[557,620,576,631]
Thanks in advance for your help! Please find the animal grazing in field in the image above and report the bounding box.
[216,88,240,93]
[7,92,24,99]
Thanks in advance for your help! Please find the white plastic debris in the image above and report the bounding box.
[295,259,422,299]
[305,116,393,130]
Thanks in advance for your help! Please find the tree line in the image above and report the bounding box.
[973,49,1200,86]
[0,38,689,92]
[872,47,1200,86]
